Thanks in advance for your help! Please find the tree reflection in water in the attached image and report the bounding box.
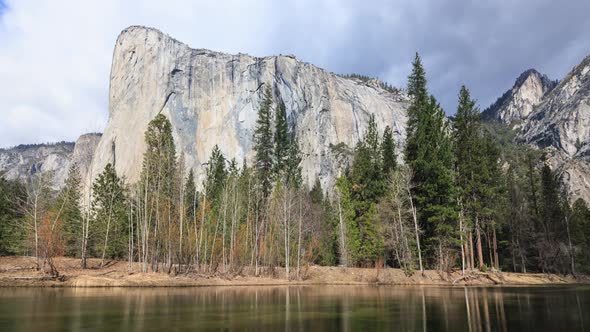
[0,285,588,331]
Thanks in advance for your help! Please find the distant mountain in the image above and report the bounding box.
[517,55,590,201]
[0,133,102,189]
[482,69,557,125]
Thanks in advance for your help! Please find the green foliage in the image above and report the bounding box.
[274,101,289,176]
[92,163,128,259]
[142,113,178,199]
[253,85,274,198]
[381,126,397,175]
[570,198,590,273]
[205,145,227,204]
[184,169,197,221]
[56,164,83,256]
[284,138,302,189]
[335,176,361,265]
[0,173,25,255]
[405,55,458,263]
[341,114,388,266]
[455,85,504,268]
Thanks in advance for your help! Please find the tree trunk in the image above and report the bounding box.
[283,188,290,280]
[469,230,475,271]
[564,214,575,275]
[407,187,423,275]
[475,215,484,269]
[296,192,302,280]
[493,226,499,270]
[335,189,347,267]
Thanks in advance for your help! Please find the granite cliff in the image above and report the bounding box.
[0,133,101,189]
[517,55,590,201]
[88,26,409,192]
[482,69,557,125]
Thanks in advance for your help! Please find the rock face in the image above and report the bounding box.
[517,55,590,201]
[89,26,409,192]
[483,69,557,125]
[0,142,74,189]
[0,133,102,189]
[71,134,103,187]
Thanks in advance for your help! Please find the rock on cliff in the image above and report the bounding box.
[89,26,409,192]
[0,133,102,189]
[517,55,590,201]
[483,69,557,125]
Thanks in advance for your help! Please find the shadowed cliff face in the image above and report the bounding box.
[89,26,409,192]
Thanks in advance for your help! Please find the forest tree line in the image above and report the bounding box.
[0,53,589,278]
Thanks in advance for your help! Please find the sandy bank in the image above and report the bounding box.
[0,256,587,287]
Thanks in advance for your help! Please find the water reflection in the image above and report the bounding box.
[0,285,588,331]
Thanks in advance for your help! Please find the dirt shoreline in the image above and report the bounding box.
[1,256,588,288]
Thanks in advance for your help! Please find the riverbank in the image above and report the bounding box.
[0,256,587,287]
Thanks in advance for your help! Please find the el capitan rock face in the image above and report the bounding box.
[89,26,409,192]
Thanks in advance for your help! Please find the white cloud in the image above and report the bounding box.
[0,0,276,147]
[1,0,589,147]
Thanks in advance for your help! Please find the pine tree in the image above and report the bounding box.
[345,114,387,265]
[253,85,274,199]
[205,145,227,204]
[57,164,83,257]
[142,113,177,198]
[0,174,25,255]
[92,163,127,263]
[454,85,492,270]
[285,137,302,189]
[570,198,590,272]
[335,176,359,265]
[274,101,289,176]
[404,54,458,269]
[184,169,197,222]
[138,113,179,270]
[381,125,397,175]
[405,53,429,166]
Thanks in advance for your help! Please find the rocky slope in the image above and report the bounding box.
[0,134,102,189]
[88,26,409,192]
[483,69,557,125]
[517,55,590,201]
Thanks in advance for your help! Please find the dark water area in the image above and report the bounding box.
[0,285,588,331]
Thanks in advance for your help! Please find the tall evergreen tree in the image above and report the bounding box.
[92,163,127,262]
[285,137,302,189]
[570,198,590,273]
[454,85,489,270]
[405,53,429,166]
[404,53,458,269]
[138,113,178,270]
[274,101,289,176]
[205,145,227,204]
[142,113,178,199]
[345,114,387,265]
[0,173,25,255]
[253,85,274,198]
[57,164,83,257]
[184,169,197,221]
[381,126,397,175]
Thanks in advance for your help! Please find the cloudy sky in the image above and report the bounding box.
[1,0,589,147]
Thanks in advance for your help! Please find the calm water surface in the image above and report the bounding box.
[0,285,588,331]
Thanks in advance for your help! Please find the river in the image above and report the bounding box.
[0,285,588,331]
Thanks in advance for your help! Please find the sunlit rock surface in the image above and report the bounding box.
[89,26,409,192]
